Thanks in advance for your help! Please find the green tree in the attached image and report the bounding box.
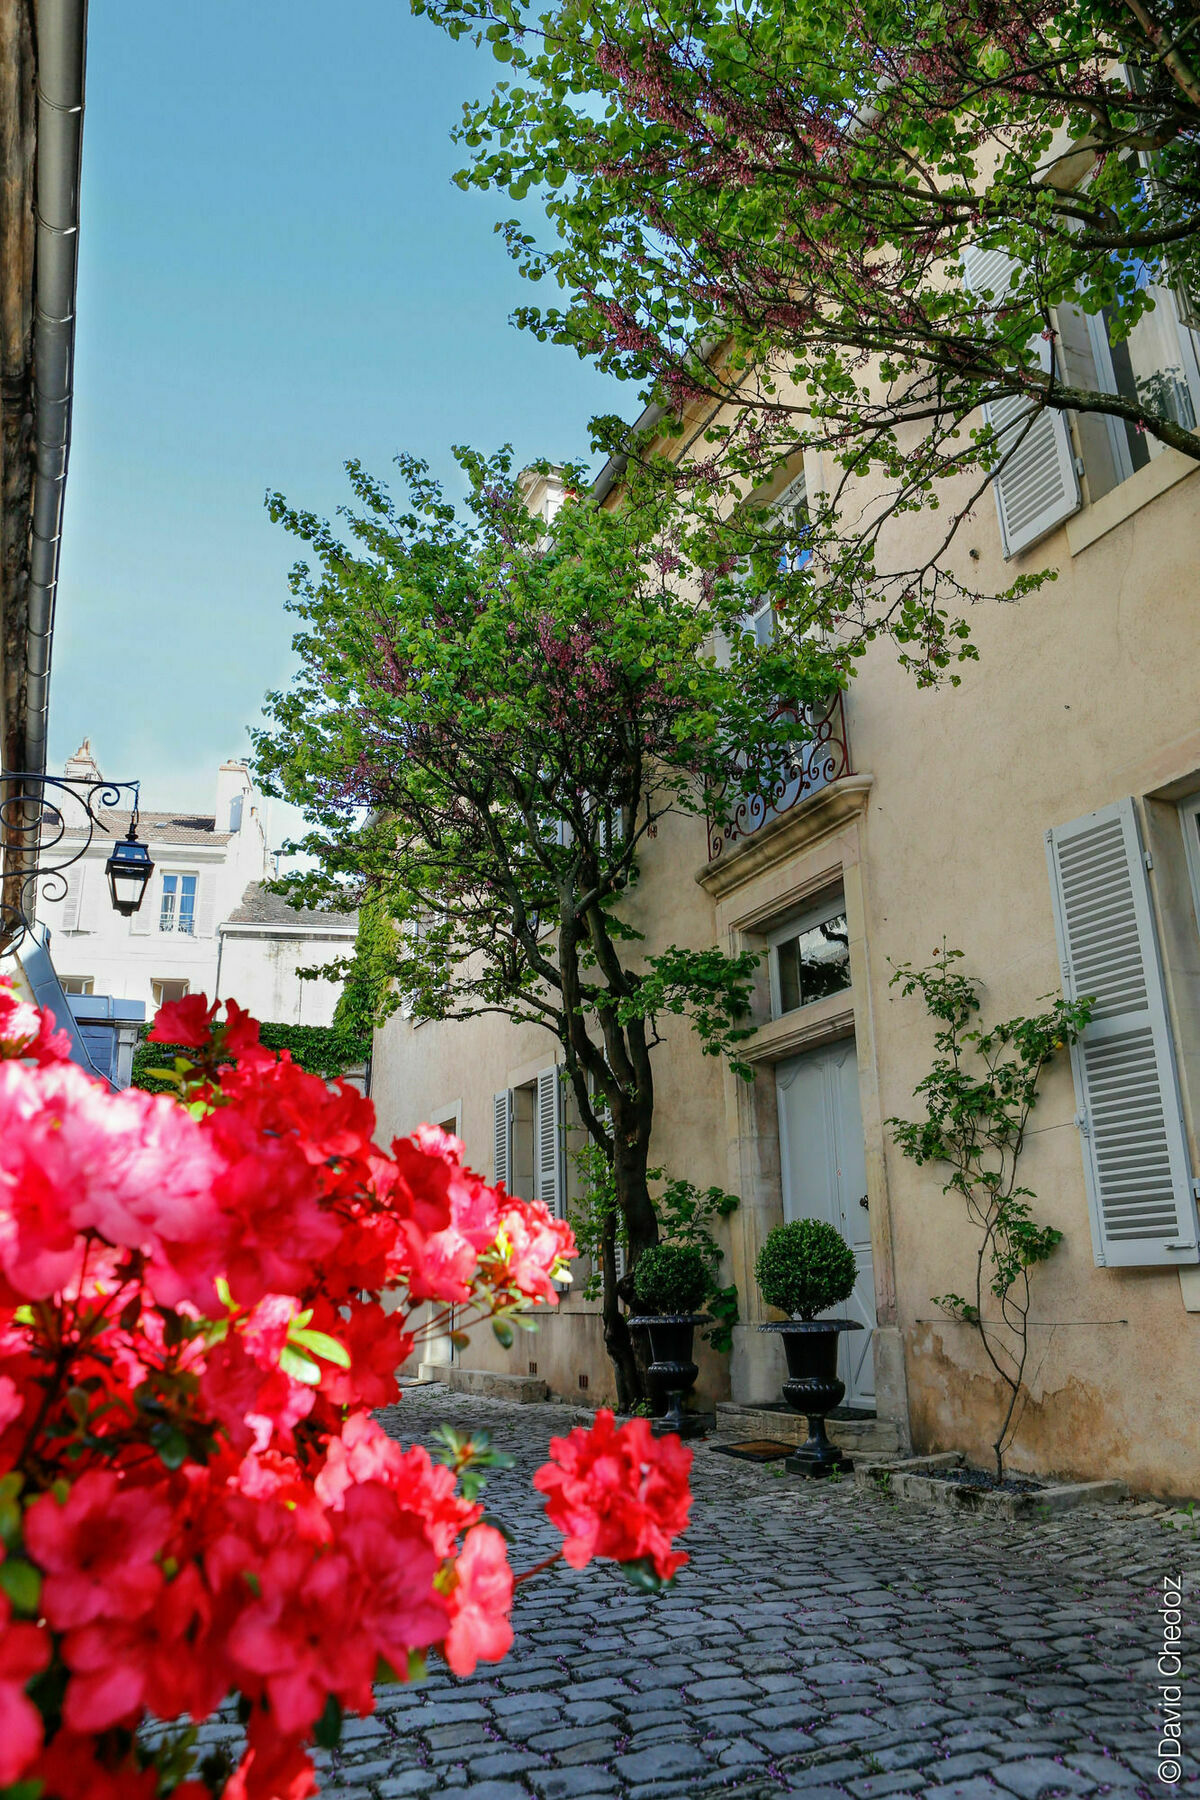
[254,447,838,1405]
[420,0,1200,676]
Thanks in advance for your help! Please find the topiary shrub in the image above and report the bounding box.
[755,1219,856,1320]
[632,1243,710,1316]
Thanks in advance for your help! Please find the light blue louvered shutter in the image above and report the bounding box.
[535,1065,565,1219]
[961,245,1081,557]
[1046,798,1199,1267]
[493,1089,512,1191]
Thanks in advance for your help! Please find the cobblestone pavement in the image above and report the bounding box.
[229,1388,1200,1800]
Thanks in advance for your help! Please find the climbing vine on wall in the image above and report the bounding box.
[888,947,1092,1482]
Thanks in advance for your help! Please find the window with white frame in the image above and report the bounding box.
[1177,792,1200,934]
[159,873,197,935]
[744,469,812,649]
[767,890,852,1018]
[60,976,94,996]
[151,978,190,1009]
[1058,281,1200,503]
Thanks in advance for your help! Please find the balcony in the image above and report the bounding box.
[707,691,852,863]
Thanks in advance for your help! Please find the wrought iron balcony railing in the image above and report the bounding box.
[707,691,851,863]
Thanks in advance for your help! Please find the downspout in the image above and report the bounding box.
[24,0,88,779]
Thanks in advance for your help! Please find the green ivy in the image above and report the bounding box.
[888,946,1093,1482]
[130,1020,369,1095]
[332,897,400,1041]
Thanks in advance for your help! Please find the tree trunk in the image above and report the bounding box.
[604,1103,659,1408]
[599,1211,641,1411]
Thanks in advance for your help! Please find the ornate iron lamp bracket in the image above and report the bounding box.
[0,771,147,952]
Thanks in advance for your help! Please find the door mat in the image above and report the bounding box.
[710,1439,795,1463]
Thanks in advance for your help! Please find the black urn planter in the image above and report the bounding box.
[760,1319,863,1477]
[627,1314,707,1439]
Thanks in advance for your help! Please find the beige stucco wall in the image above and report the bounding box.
[372,444,1200,1499]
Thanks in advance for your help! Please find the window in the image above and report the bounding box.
[151,978,190,1009]
[61,976,94,996]
[744,469,812,648]
[159,873,197,934]
[1059,285,1200,503]
[1178,793,1200,936]
[768,893,852,1017]
[493,1068,565,1216]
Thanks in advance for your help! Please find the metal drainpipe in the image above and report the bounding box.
[24,0,88,780]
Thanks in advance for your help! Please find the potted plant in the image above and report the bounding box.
[627,1243,710,1439]
[756,1218,860,1477]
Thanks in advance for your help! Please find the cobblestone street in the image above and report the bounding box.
[283,1390,1192,1800]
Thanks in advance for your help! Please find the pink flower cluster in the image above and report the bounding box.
[0,986,691,1798]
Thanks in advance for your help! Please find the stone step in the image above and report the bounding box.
[429,1366,549,1403]
[716,1401,903,1456]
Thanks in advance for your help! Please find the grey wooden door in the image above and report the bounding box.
[776,1038,876,1405]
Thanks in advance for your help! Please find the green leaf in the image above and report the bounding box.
[0,1558,41,1614]
[289,1327,351,1368]
[151,1423,190,1470]
[492,1317,515,1349]
[313,1692,344,1750]
[619,1556,673,1595]
[279,1344,322,1385]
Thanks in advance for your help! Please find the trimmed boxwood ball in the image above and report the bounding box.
[756,1219,857,1320]
[632,1242,710,1316]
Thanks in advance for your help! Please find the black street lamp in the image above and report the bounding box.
[104,819,155,917]
[0,772,154,949]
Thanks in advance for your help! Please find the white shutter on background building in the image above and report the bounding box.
[129,870,154,935]
[59,864,86,931]
[194,878,215,939]
[961,244,1081,557]
[1046,798,1200,1267]
[535,1065,565,1219]
[493,1089,512,1191]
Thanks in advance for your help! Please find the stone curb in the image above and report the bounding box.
[424,1368,550,1403]
[855,1452,1127,1518]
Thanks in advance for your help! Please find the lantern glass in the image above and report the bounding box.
[105,834,154,916]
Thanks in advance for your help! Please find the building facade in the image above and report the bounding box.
[39,743,355,1027]
[373,303,1200,1499]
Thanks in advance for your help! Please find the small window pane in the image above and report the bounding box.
[152,978,190,1009]
[178,875,197,936]
[159,874,177,932]
[774,911,851,1013]
[778,476,812,573]
[751,603,775,648]
[777,938,803,1013]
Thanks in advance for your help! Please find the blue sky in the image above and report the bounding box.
[50,1,623,834]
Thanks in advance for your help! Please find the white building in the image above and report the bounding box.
[41,743,355,1027]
